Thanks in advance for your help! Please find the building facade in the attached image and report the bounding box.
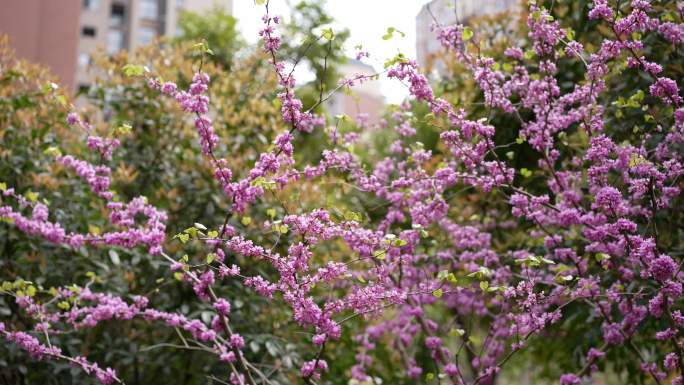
[0,1,82,88]
[416,0,518,77]
[1,0,232,91]
[327,59,385,126]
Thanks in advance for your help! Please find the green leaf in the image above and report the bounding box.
[117,123,132,135]
[382,27,401,40]
[520,168,532,178]
[516,255,542,267]
[432,288,443,298]
[88,225,100,235]
[629,155,647,167]
[321,28,334,41]
[462,26,474,41]
[479,281,489,291]
[241,216,252,226]
[343,209,362,222]
[661,13,675,22]
[449,328,466,337]
[565,28,575,40]
[266,208,277,218]
[56,94,68,107]
[0,182,6,192]
[174,272,184,281]
[122,64,145,77]
[192,41,213,55]
[437,270,458,284]
[208,230,219,238]
[42,82,59,94]
[524,49,535,60]
[467,267,492,279]
[335,113,350,122]
[206,253,216,264]
[516,137,525,144]
[393,238,408,247]
[177,233,190,243]
[43,147,62,156]
[383,234,397,245]
[25,191,39,203]
[383,53,408,69]
[184,227,198,237]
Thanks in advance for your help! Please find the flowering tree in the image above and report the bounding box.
[1,1,683,384]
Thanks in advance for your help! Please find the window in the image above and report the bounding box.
[110,3,126,26]
[81,26,96,37]
[107,30,124,54]
[139,0,158,20]
[176,0,184,9]
[78,84,90,94]
[83,0,99,10]
[78,53,90,68]
[494,0,508,11]
[137,26,157,45]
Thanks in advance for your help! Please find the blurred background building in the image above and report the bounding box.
[416,0,518,77]
[0,0,233,91]
[327,59,385,125]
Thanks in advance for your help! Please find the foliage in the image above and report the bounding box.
[280,0,351,91]
[175,7,243,69]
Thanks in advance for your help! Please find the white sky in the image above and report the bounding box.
[233,0,433,103]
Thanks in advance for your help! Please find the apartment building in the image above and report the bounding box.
[327,59,385,126]
[416,0,518,77]
[0,0,233,91]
